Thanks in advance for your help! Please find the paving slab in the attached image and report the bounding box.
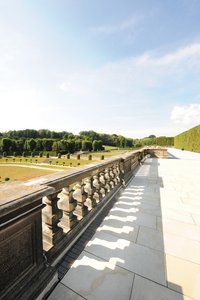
[130,275,193,300]
[137,226,200,264]
[48,283,85,300]
[136,226,164,251]
[96,219,139,243]
[166,254,200,299]
[160,207,195,225]
[85,231,166,285]
[157,217,200,242]
[116,199,161,216]
[105,210,157,229]
[163,233,200,265]
[61,251,134,300]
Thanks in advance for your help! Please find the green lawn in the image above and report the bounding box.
[92,150,128,156]
[0,165,56,183]
[103,145,119,151]
[0,150,132,183]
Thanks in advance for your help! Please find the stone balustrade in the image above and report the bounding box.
[0,147,167,300]
[39,155,127,262]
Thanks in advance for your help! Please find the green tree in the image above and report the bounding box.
[82,140,92,151]
[92,140,103,151]
[92,140,99,151]
[75,139,82,152]
[35,139,43,151]
[42,139,53,151]
[0,138,13,152]
[52,141,60,152]
[25,138,36,151]
[16,139,25,153]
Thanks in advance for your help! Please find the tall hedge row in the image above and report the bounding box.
[174,124,200,153]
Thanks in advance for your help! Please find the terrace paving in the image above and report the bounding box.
[47,148,200,300]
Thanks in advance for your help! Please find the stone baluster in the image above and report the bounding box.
[99,171,106,198]
[42,192,63,251]
[112,165,119,185]
[57,187,77,233]
[104,168,111,192]
[73,182,88,220]
[109,167,115,188]
[92,175,101,203]
[119,161,125,186]
[84,177,96,210]
[115,164,121,183]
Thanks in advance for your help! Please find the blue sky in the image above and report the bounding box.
[1,0,200,138]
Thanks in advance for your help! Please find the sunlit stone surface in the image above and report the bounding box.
[47,148,200,299]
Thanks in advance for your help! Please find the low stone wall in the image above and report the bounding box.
[144,148,168,158]
[0,185,57,300]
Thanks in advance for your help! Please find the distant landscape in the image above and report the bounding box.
[0,129,174,156]
[0,125,199,184]
[0,128,173,183]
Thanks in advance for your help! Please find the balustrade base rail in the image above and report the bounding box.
[0,185,58,300]
[1,265,57,300]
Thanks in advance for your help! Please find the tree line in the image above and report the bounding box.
[0,129,174,155]
[0,137,103,155]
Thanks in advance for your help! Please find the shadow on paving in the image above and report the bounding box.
[167,150,180,159]
[47,158,184,300]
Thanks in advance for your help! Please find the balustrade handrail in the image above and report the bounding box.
[24,150,140,188]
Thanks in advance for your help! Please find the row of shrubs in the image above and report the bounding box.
[1,151,55,158]
[0,157,82,166]
[0,152,105,161]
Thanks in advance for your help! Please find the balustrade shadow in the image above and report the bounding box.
[48,158,184,300]
[167,150,180,159]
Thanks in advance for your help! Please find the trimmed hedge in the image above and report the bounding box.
[156,137,174,146]
[174,124,200,153]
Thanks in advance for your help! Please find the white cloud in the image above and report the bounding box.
[0,87,53,132]
[59,82,73,92]
[57,43,200,137]
[158,44,200,65]
[59,43,200,101]
[89,14,142,35]
[171,104,200,124]
[136,43,200,66]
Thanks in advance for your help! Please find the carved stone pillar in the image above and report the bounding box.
[73,182,88,220]
[109,167,115,189]
[92,175,100,203]
[115,164,121,183]
[104,168,111,192]
[57,187,77,233]
[84,178,96,210]
[119,161,125,186]
[42,192,63,251]
[112,165,119,185]
[99,171,106,198]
